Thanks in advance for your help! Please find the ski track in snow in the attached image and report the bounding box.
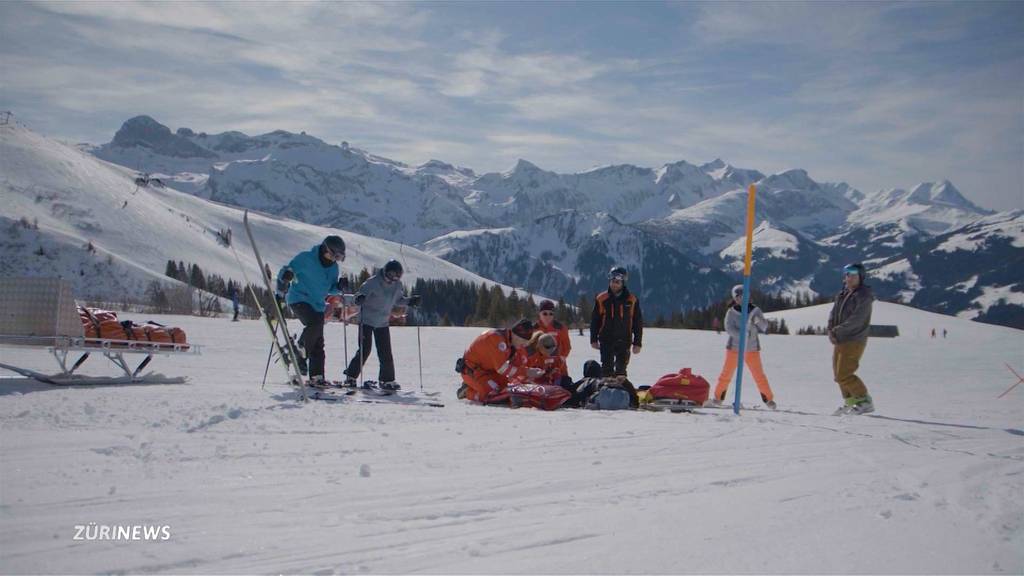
[1,310,1022,574]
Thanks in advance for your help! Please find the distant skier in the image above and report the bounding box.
[342,260,420,390]
[230,285,240,322]
[590,266,642,377]
[276,235,347,387]
[827,263,875,415]
[709,285,776,409]
[943,328,947,338]
[535,299,572,378]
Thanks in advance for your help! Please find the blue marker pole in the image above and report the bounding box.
[733,184,757,415]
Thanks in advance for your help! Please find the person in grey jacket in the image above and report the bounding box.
[827,262,874,414]
[710,285,776,408]
[342,260,421,390]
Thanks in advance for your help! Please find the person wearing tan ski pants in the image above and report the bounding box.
[827,263,875,414]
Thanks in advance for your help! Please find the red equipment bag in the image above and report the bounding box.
[650,368,710,406]
[508,383,571,411]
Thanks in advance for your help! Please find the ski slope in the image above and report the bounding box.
[1,303,1021,573]
[0,122,518,305]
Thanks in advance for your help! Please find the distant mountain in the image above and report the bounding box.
[81,115,1021,327]
[0,121,515,307]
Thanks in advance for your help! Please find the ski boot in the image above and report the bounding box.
[341,376,358,388]
[765,400,777,410]
[308,375,329,389]
[378,381,401,391]
[848,395,874,415]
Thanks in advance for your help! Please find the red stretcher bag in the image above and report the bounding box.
[650,368,710,406]
[508,383,571,411]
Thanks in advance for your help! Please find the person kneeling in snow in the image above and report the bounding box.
[456,319,535,403]
[514,332,571,387]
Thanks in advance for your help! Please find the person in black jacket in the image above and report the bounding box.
[590,266,643,377]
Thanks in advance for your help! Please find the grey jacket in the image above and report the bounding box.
[828,285,874,343]
[350,274,409,328]
[725,304,768,351]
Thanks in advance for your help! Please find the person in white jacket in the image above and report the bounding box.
[709,285,777,409]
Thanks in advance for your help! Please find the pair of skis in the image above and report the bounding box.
[231,211,308,400]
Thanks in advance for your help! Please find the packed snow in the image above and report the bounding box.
[1,302,1021,573]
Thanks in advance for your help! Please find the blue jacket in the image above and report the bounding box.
[278,245,339,312]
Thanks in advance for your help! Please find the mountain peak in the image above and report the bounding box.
[701,158,726,171]
[110,115,216,159]
[907,180,983,212]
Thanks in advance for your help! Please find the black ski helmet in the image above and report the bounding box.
[383,259,403,278]
[843,262,866,283]
[322,235,346,259]
[608,266,628,282]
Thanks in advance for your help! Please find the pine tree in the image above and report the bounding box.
[165,260,179,280]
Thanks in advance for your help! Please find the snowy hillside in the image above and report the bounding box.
[0,122,515,305]
[1,301,1021,573]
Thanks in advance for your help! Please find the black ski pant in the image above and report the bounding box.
[289,302,324,378]
[344,324,395,383]
[599,339,631,377]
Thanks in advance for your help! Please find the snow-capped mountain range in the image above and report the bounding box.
[1,120,517,309]
[36,115,1024,327]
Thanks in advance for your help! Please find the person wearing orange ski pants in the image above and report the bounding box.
[712,285,776,407]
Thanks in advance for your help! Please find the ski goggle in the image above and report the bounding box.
[327,248,346,261]
[385,270,402,282]
[608,274,626,282]
[843,265,861,277]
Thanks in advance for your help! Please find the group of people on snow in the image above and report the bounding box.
[275,235,419,390]
[273,235,875,414]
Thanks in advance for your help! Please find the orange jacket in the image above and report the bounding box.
[537,319,572,360]
[461,329,523,401]
[519,348,567,385]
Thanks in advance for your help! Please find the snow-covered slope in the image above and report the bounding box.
[0,122,513,304]
[1,302,1021,573]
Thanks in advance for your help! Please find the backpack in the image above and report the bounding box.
[508,383,571,411]
[586,386,632,410]
[650,368,710,406]
[582,360,603,379]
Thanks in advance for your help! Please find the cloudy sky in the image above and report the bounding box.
[2,1,1021,210]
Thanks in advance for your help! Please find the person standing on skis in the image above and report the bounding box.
[828,263,875,415]
[710,285,776,409]
[342,260,420,390]
[590,266,643,377]
[276,235,347,387]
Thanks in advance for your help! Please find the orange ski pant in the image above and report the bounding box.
[714,349,774,402]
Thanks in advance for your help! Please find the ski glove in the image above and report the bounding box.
[408,294,421,307]
[276,268,295,295]
[354,294,367,305]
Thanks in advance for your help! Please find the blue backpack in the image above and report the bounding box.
[586,386,632,410]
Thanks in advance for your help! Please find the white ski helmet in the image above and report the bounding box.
[731,284,744,299]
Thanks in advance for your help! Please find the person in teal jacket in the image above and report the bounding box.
[276,235,347,385]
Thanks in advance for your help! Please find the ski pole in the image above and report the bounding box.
[343,316,348,380]
[356,305,364,386]
[998,363,1024,398]
[261,341,274,390]
[417,318,424,392]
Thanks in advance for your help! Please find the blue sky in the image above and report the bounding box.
[2,1,1022,210]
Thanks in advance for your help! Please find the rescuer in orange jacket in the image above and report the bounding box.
[458,319,536,402]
